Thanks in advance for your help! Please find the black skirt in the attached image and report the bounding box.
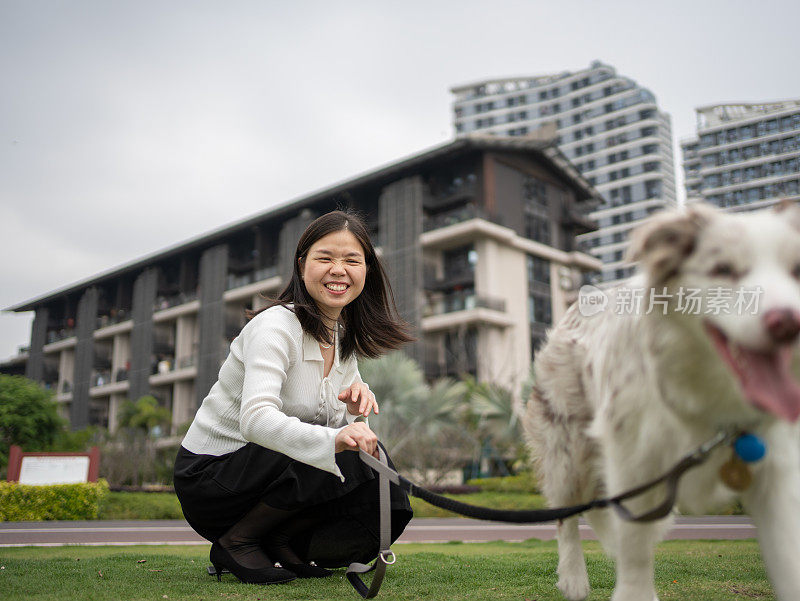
[173,442,412,567]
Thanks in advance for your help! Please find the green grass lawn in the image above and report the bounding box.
[0,540,773,601]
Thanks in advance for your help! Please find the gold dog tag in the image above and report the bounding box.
[719,454,752,491]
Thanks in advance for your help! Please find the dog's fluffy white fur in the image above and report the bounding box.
[523,202,800,601]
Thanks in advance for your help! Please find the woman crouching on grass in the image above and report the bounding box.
[173,210,414,584]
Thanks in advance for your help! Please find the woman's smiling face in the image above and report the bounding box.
[300,229,367,322]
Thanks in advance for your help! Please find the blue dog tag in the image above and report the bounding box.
[733,433,766,463]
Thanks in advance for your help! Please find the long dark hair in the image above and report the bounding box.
[249,210,414,359]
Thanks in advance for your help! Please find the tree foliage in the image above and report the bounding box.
[359,355,532,483]
[0,375,64,469]
[117,396,171,436]
[359,354,473,484]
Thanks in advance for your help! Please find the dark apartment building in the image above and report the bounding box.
[5,134,601,432]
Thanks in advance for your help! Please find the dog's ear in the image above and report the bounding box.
[773,199,800,232]
[627,203,717,284]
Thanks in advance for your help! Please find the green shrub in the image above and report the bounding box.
[0,479,109,521]
[466,471,539,493]
[98,491,184,520]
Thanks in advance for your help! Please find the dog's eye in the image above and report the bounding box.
[709,262,739,279]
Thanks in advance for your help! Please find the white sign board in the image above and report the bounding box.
[18,455,91,485]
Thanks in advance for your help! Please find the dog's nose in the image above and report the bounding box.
[764,308,800,344]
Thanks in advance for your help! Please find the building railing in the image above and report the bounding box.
[424,291,506,316]
[91,370,112,387]
[423,205,505,232]
[46,328,75,344]
[423,183,478,210]
[177,355,196,369]
[423,204,479,232]
[154,291,198,312]
[423,267,475,291]
[96,310,131,329]
[226,264,279,290]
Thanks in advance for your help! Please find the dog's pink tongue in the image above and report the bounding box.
[740,346,800,422]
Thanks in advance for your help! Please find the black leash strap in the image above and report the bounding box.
[346,447,394,598]
[350,430,734,598]
[395,430,733,524]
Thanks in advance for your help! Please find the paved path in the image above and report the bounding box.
[0,516,756,547]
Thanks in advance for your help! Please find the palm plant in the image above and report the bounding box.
[358,353,472,485]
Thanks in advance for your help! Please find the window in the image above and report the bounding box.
[523,177,549,207]
[443,245,476,278]
[528,293,552,325]
[525,215,551,244]
[527,255,551,284]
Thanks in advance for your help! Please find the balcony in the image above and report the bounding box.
[424,290,506,316]
[421,290,511,332]
[154,291,198,312]
[424,204,480,232]
[149,355,198,385]
[226,264,279,291]
[92,370,112,387]
[423,267,475,291]
[89,369,129,397]
[423,182,478,211]
[95,309,131,330]
[46,327,76,345]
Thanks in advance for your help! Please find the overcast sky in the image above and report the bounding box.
[1,0,799,360]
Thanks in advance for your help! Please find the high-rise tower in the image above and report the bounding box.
[451,60,677,284]
[682,101,800,211]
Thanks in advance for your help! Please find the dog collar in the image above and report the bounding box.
[719,432,767,491]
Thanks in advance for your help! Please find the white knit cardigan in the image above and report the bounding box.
[180,305,363,481]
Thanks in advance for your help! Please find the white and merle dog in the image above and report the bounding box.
[523,202,800,601]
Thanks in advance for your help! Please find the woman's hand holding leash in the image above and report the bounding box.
[339,381,379,417]
[335,422,379,458]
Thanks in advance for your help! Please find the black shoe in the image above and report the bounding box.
[275,560,332,579]
[210,542,296,584]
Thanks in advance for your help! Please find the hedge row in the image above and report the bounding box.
[0,480,110,521]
